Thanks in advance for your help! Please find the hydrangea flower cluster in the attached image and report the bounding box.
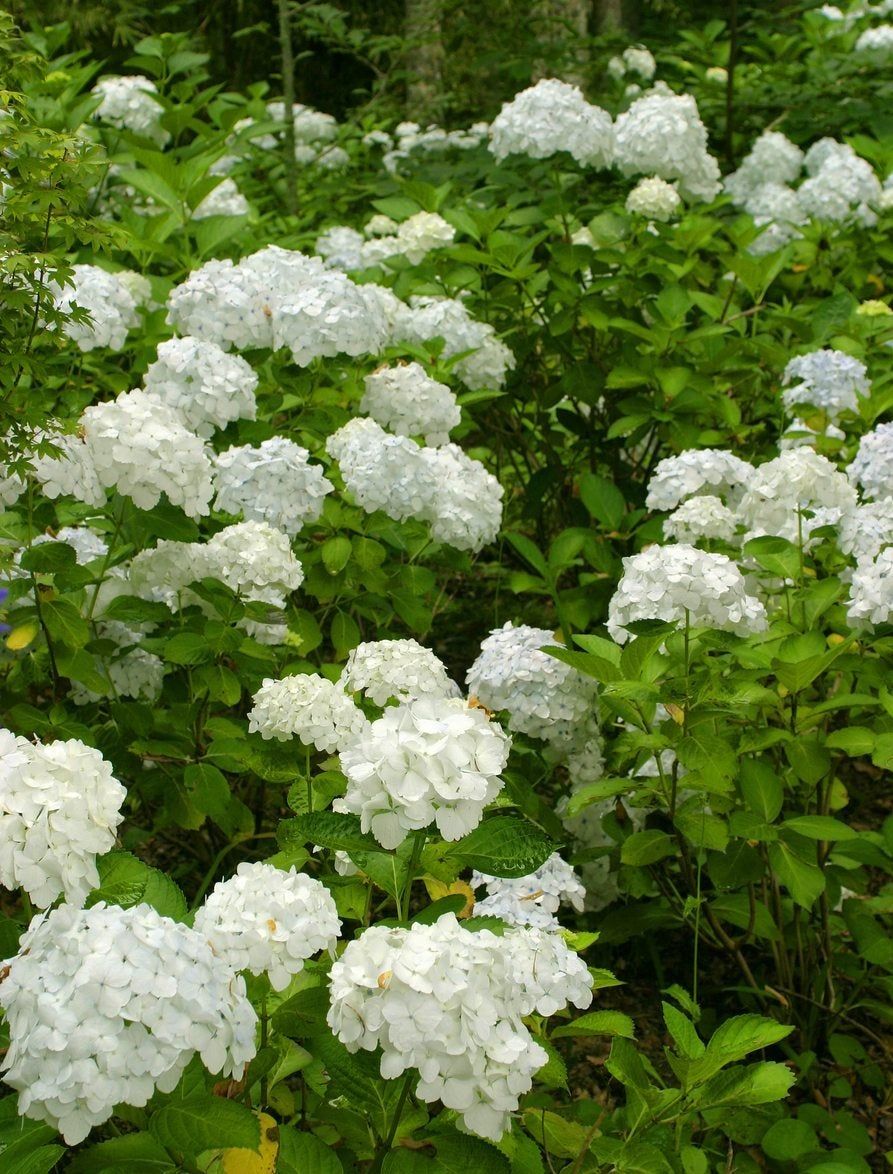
[193,861,341,991]
[391,295,515,390]
[737,449,857,543]
[782,348,870,419]
[247,674,367,752]
[49,265,144,352]
[81,389,214,518]
[360,362,461,445]
[607,543,768,642]
[166,246,389,365]
[724,131,805,205]
[326,418,503,552]
[488,78,614,168]
[607,45,657,81]
[613,90,721,201]
[91,75,169,146]
[471,852,586,929]
[33,525,108,564]
[466,621,597,742]
[0,902,257,1143]
[340,638,460,705]
[625,175,681,221]
[663,495,738,544]
[848,421,893,500]
[0,731,126,908]
[317,212,456,271]
[798,139,881,226]
[336,697,511,848]
[213,437,333,535]
[192,178,250,220]
[142,336,258,437]
[645,448,755,511]
[327,914,592,1141]
[30,432,106,508]
[846,547,893,626]
[69,622,165,706]
[855,24,893,55]
[838,500,893,563]
[372,120,489,174]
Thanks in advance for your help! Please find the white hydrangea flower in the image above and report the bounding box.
[466,622,597,742]
[613,90,721,202]
[471,852,585,929]
[782,349,870,419]
[798,140,880,226]
[737,449,858,542]
[69,622,165,706]
[488,79,614,168]
[607,543,768,642]
[838,500,893,562]
[625,175,681,221]
[327,914,591,1142]
[142,336,258,438]
[663,495,738,544]
[360,362,461,446]
[856,24,893,55]
[213,437,333,536]
[0,731,126,908]
[204,521,305,606]
[326,417,436,522]
[128,538,211,609]
[622,45,657,80]
[50,265,142,352]
[0,466,25,507]
[248,674,367,752]
[336,698,510,848]
[266,100,338,144]
[392,212,456,264]
[91,75,169,146]
[725,131,804,205]
[31,431,106,508]
[340,639,459,705]
[166,257,273,351]
[192,178,250,220]
[779,418,846,451]
[194,861,341,991]
[846,548,893,627]
[0,902,257,1144]
[742,182,807,253]
[418,443,504,552]
[391,295,515,390]
[34,526,108,564]
[848,421,893,500]
[646,448,755,511]
[316,225,366,270]
[81,389,213,518]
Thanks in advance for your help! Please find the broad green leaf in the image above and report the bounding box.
[578,473,625,530]
[19,542,77,573]
[782,816,857,841]
[522,1110,589,1159]
[739,759,783,822]
[551,1010,635,1039]
[68,1133,176,1172]
[689,1061,796,1108]
[321,535,352,575]
[761,1118,818,1161]
[42,598,90,648]
[277,1126,343,1174]
[768,840,826,908]
[444,815,554,878]
[685,1015,793,1085]
[620,829,675,866]
[662,1003,704,1059]
[149,1096,260,1159]
[88,850,187,920]
[279,811,387,856]
[504,532,548,579]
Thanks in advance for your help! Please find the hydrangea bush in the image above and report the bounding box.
[1,5,892,1172]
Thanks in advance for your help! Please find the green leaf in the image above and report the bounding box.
[743,536,801,581]
[675,809,728,852]
[578,474,625,530]
[662,1003,704,1059]
[551,1010,635,1039]
[504,532,548,579]
[782,816,857,840]
[826,728,875,756]
[42,598,90,648]
[308,1031,399,1136]
[444,815,554,878]
[739,759,783,822]
[88,850,187,920]
[279,811,387,856]
[522,1110,589,1159]
[193,664,241,705]
[19,542,77,573]
[68,1133,176,1172]
[277,1126,343,1174]
[149,1096,260,1158]
[321,535,352,575]
[0,1146,66,1174]
[685,1015,793,1085]
[163,632,214,666]
[620,829,675,866]
[689,1061,796,1108]
[761,1118,818,1161]
[382,1131,510,1173]
[768,840,826,908]
[182,763,232,826]
[102,596,173,625]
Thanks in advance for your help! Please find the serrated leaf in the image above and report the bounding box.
[444,815,554,878]
[42,598,90,648]
[149,1096,260,1159]
[88,850,187,920]
[782,816,857,841]
[552,1010,635,1039]
[277,1126,342,1174]
[620,829,675,866]
[67,1133,176,1172]
[279,811,387,856]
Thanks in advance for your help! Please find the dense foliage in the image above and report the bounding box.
[1,2,893,1171]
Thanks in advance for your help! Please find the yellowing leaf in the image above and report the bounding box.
[664,703,685,725]
[221,1112,278,1174]
[423,876,476,918]
[6,623,39,651]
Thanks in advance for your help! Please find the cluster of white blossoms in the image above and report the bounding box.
[213,437,333,536]
[166,246,389,365]
[369,120,489,174]
[847,422,893,500]
[28,431,106,508]
[838,499,893,563]
[391,295,515,390]
[725,131,804,205]
[32,525,108,565]
[743,181,809,254]
[0,902,257,1144]
[70,622,165,706]
[0,732,126,908]
[90,75,169,146]
[846,546,893,626]
[607,543,768,642]
[340,638,459,705]
[142,336,258,437]
[336,697,510,848]
[625,175,682,221]
[782,348,870,419]
[360,362,460,446]
[798,139,881,226]
[327,914,592,1141]
[49,264,144,352]
[81,389,214,518]
[192,177,250,220]
[737,449,857,543]
[466,622,597,742]
[471,852,586,929]
[326,417,503,552]
[663,495,738,544]
[613,89,721,201]
[488,78,614,168]
[193,861,341,991]
[855,23,893,54]
[316,212,456,271]
[247,674,366,753]
[646,448,755,512]
[607,45,657,82]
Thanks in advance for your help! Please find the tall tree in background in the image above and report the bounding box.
[595,0,624,32]
[532,0,590,84]
[404,0,445,121]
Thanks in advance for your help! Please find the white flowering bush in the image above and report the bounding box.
[2,7,892,1169]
